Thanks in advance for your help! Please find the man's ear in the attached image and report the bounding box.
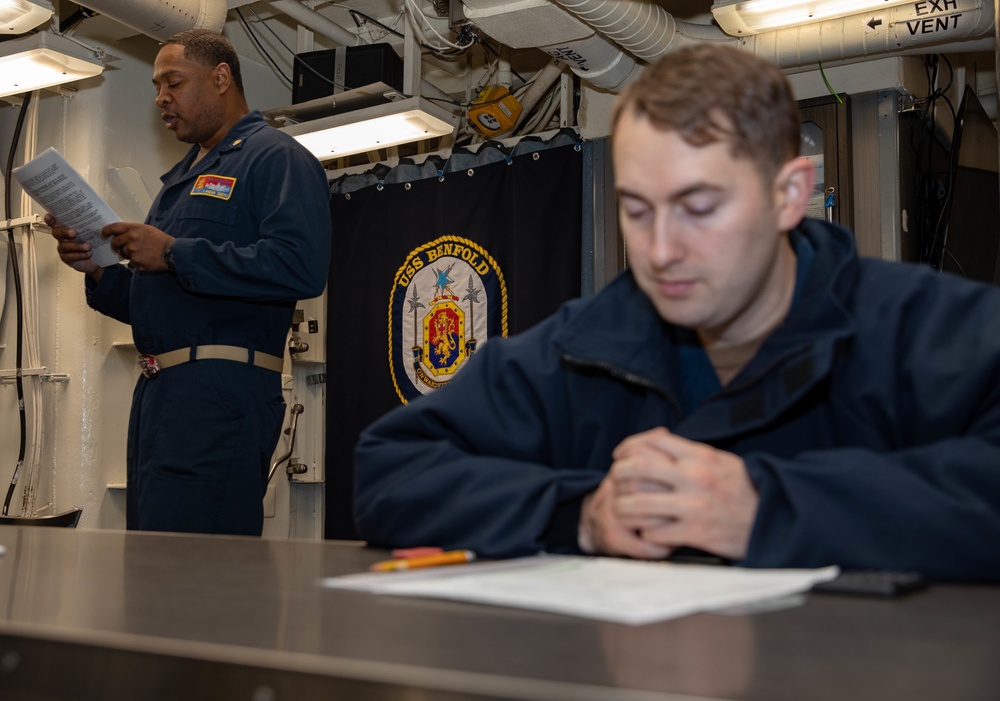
[773,157,815,231]
[212,63,232,93]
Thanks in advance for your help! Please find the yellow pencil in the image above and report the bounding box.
[369,549,476,572]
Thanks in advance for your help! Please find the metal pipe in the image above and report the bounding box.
[514,60,564,130]
[264,0,360,47]
[268,403,303,485]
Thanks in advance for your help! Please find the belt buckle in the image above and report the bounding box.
[138,354,161,378]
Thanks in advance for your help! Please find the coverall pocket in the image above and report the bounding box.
[175,198,238,226]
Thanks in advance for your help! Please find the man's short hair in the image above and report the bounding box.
[612,44,800,182]
[164,29,244,96]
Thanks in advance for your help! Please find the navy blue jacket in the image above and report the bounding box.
[355,219,1000,581]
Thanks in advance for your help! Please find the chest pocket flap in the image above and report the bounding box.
[175,196,239,226]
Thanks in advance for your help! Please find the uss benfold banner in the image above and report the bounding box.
[326,141,583,538]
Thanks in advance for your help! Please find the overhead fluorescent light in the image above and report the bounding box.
[712,0,914,35]
[0,0,52,34]
[276,95,455,162]
[0,31,104,98]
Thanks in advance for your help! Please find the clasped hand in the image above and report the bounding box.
[579,427,759,561]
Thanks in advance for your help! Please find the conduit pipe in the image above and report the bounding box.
[75,0,225,41]
[264,0,361,47]
[747,0,995,68]
[513,60,564,129]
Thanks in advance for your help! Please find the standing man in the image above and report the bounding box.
[353,44,1000,581]
[48,29,331,535]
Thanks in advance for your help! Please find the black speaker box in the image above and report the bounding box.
[292,43,404,104]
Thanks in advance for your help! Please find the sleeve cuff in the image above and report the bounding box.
[542,498,585,553]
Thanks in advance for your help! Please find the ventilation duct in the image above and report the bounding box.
[545,0,994,72]
[464,0,731,92]
[75,0,226,41]
[540,33,638,90]
[745,0,995,67]
[462,0,995,93]
[549,0,689,63]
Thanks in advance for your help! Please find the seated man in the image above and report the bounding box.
[353,44,1000,581]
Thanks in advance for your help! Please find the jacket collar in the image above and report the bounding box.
[553,219,860,438]
[161,110,268,185]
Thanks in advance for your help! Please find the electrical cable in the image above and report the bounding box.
[474,41,499,91]
[2,90,33,516]
[480,41,527,87]
[18,94,43,516]
[928,57,957,271]
[912,55,942,264]
[239,7,351,92]
[58,6,98,34]
[817,61,843,104]
[425,95,470,108]
[347,9,405,39]
[912,55,957,270]
[246,5,297,57]
[515,81,560,135]
[236,8,293,86]
[403,0,475,53]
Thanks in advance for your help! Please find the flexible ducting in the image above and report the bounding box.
[533,0,993,91]
[75,0,226,41]
[550,0,680,62]
[464,0,731,92]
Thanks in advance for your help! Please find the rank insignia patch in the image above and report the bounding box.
[191,174,236,200]
[390,236,508,403]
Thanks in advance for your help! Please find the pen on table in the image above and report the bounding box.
[370,549,476,572]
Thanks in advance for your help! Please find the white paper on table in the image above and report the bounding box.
[322,555,839,626]
[12,147,122,267]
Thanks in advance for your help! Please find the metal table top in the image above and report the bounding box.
[1,525,997,700]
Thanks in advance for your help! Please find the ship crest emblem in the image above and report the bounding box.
[390,236,507,403]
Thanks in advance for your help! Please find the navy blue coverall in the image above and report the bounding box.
[87,111,331,535]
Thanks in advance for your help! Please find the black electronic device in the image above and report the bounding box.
[292,43,404,104]
[936,85,1000,286]
[811,570,928,598]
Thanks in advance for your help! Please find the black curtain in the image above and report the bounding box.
[326,132,585,539]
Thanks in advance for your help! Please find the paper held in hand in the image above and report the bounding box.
[12,147,122,267]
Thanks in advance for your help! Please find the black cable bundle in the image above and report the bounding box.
[2,90,34,516]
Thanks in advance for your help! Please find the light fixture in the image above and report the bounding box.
[712,0,914,35]
[0,0,52,34]
[0,31,104,99]
[274,95,455,162]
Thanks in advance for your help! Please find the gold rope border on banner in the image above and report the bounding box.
[389,235,509,405]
